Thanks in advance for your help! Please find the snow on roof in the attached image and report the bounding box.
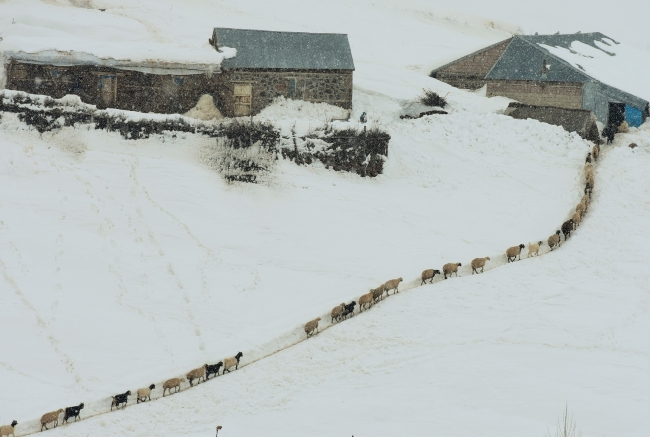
[484,33,649,111]
[213,28,355,70]
[0,2,235,74]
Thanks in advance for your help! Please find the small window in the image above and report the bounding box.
[49,70,63,79]
[173,77,184,86]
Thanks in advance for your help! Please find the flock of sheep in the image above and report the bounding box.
[0,145,600,437]
[303,144,600,339]
[0,352,244,436]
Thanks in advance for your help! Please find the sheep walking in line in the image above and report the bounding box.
[63,403,84,424]
[137,384,155,403]
[223,352,243,374]
[40,409,63,431]
[506,244,525,262]
[206,362,223,380]
[572,211,582,229]
[163,378,183,396]
[359,291,374,312]
[470,258,490,274]
[421,269,441,284]
[111,391,131,411]
[331,303,346,323]
[383,278,403,295]
[548,230,561,250]
[581,193,591,210]
[187,365,207,387]
[0,421,17,437]
[527,242,543,257]
[585,182,593,197]
[371,287,385,303]
[443,263,461,279]
[304,317,321,337]
[585,152,592,163]
[576,202,586,217]
[592,144,600,161]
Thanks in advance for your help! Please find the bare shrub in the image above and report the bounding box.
[419,89,448,108]
[201,129,277,183]
[546,405,582,437]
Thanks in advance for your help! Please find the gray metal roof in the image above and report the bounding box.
[485,33,649,111]
[213,28,354,70]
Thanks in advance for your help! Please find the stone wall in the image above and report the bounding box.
[487,80,584,109]
[215,69,353,116]
[5,61,220,114]
[431,39,512,90]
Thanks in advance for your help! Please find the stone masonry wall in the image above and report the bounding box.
[216,69,353,117]
[487,80,584,109]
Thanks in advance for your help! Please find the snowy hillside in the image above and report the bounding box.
[1,0,649,436]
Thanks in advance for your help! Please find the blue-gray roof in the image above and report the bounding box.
[213,28,355,70]
[485,33,648,111]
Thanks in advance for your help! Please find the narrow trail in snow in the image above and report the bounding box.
[9,143,602,437]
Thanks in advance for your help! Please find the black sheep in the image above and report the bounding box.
[111,391,131,411]
[585,182,593,197]
[341,301,356,320]
[206,362,223,380]
[63,403,84,424]
[585,152,592,163]
[561,219,574,240]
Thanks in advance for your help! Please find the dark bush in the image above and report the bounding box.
[419,89,447,108]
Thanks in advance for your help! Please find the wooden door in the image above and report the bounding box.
[233,84,252,116]
[99,75,117,106]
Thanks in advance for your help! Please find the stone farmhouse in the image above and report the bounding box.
[3,28,354,118]
[431,32,649,129]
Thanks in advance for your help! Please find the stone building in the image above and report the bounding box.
[3,28,355,118]
[431,33,649,128]
[4,52,222,114]
[210,28,354,116]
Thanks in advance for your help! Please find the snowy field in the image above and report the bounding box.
[1,0,650,436]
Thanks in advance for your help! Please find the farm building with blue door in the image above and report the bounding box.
[431,32,649,130]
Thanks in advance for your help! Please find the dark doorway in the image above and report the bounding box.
[607,102,625,127]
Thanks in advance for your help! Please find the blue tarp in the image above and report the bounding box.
[626,105,643,128]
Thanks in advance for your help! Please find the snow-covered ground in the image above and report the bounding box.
[1,0,649,436]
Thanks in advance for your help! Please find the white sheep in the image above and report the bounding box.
[572,211,582,228]
[0,421,17,437]
[40,409,63,431]
[358,291,374,311]
[527,241,543,257]
[548,230,561,250]
[304,317,321,337]
[383,278,403,295]
[137,384,155,403]
[576,202,586,216]
[585,165,594,181]
[470,257,490,274]
[187,365,207,387]
[443,262,461,279]
[223,352,243,373]
[162,377,184,396]
[506,244,525,262]
[421,269,441,284]
[331,303,346,323]
[592,144,600,161]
